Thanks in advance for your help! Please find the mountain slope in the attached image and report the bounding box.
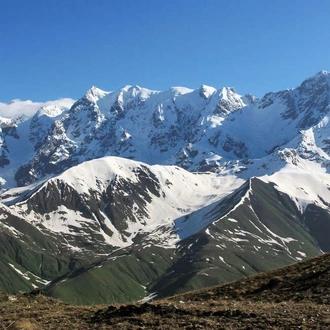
[0,203,86,294]
[0,156,326,304]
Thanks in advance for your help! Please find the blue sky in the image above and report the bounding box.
[1,0,330,102]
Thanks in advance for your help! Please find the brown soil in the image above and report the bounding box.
[1,253,330,329]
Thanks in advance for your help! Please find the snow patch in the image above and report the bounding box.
[138,292,158,303]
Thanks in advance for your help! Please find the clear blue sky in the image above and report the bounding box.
[1,0,330,102]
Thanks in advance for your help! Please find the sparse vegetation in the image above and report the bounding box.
[1,253,329,329]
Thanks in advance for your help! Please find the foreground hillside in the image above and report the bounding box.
[1,253,329,329]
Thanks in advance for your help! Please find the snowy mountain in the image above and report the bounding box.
[0,70,328,188]
[0,71,330,304]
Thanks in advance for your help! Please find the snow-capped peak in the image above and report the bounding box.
[85,86,110,102]
[35,105,65,118]
[121,85,159,100]
[315,70,328,77]
[199,85,217,99]
[169,86,194,96]
[299,70,330,92]
[0,98,75,120]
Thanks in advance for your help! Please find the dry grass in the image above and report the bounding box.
[1,253,330,329]
[5,319,41,330]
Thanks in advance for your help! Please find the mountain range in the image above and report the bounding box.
[0,70,330,304]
